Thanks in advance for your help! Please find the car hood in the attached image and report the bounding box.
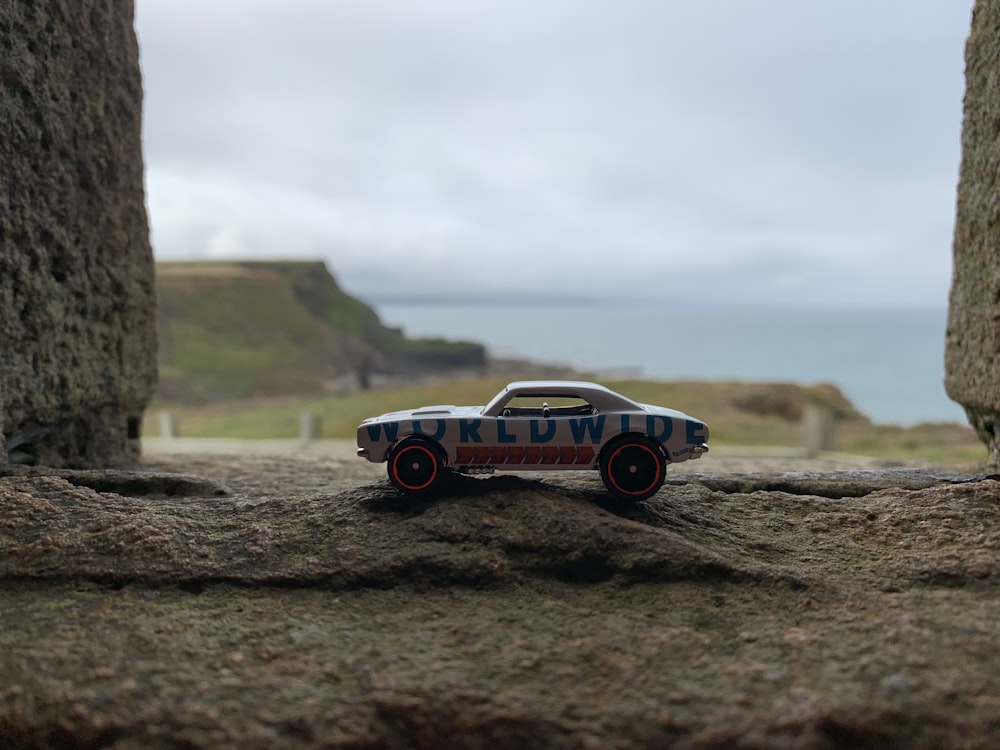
[367,405,484,422]
[640,403,700,423]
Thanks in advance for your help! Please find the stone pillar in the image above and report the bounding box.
[945,0,1000,465]
[0,1,157,467]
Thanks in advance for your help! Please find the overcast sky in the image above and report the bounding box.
[136,1,975,308]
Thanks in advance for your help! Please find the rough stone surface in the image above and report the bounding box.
[1,454,998,748]
[946,0,1000,464]
[0,1,156,467]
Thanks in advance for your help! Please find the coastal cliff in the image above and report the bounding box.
[156,260,486,402]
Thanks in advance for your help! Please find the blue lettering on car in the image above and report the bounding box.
[646,415,673,441]
[412,419,447,441]
[497,419,517,443]
[568,415,606,443]
[686,420,708,443]
[459,419,483,443]
[530,419,557,443]
[366,421,399,443]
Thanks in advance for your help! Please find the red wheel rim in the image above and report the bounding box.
[390,444,439,491]
[605,442,662,497]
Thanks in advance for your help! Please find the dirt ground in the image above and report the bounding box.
[1,452,998,748]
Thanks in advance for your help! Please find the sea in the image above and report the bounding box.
[376,303,965,427]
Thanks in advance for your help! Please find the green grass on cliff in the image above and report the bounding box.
[146,377,985,466]
[156,268,349,401]
[155,261,483,403]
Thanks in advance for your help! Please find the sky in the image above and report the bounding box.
[136,1,976,308]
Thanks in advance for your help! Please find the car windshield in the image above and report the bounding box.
[482,386,513,415]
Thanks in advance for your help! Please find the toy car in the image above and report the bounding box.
[356,380,709,501]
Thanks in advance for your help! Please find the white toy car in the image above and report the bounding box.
[357,380,709,501]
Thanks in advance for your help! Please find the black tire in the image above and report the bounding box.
[599,436,666,501]
[387,438,445,494]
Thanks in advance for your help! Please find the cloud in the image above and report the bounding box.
[136,0,973,307]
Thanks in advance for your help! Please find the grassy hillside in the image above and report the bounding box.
[156,261,485,403]
[146,376,984,465]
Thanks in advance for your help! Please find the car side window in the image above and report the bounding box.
[501,395,596,417]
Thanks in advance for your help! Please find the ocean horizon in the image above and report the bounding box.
[375,302,964,427]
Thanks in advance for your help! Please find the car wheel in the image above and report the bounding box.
[599,436,666,501]
[387,438,445,494]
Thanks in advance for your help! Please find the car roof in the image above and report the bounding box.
[503,380,616,395]
[495,381,641,411]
